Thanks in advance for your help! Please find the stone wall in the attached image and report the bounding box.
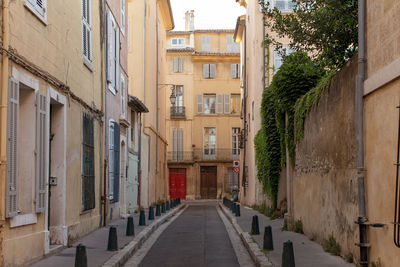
[293,56,359,260]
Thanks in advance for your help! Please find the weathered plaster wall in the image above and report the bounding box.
[293,57,359,259]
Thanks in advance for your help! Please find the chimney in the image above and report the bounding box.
[185,10,195,31]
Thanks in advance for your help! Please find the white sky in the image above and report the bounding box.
[170,0,245,31]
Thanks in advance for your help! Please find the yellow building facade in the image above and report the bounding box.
[0,0,103,265]
[166,13,241,200]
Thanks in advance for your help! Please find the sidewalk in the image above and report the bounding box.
[222,203,354,267]
[31,206,180,267]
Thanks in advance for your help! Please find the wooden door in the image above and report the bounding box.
[200,166,217,199]
[127,153,139,213]
[169,168,186,199]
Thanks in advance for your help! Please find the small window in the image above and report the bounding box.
[231,64,240,78]
[175,85,184,107]
[204,127,216,157]
[172,57,184,73]
[203,64,216,79]
[275,0,296,11]
[203,94,216,114]
[231,94,241,115]
[232,128,241,156]
[171,38,185,46]
[82,0,92,63]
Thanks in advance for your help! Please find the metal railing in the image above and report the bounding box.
[167,148,240,163]
[170,106,185,118]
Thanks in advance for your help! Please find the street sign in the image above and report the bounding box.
[234,167,240,173]
[233,161,239,167]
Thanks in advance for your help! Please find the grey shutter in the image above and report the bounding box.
[196,94,203,113]
[82,113,95,211]
[172,129,177,160]
[227,35,233,52]
[114,122,120,202]
[178,129,184,160]
[36,91,47,213]
[178,58,184,72]
[210,64,216,78]
[6,78,19,218]
[116,28,120,91]
[202,35,211,52]
[107,12,113,81]
[230,64,236,78]
[224,94,231,114]
[203,64,210,78]
[172,57,178,72]
[216,94,223,114]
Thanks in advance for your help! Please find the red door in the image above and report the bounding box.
[169,168,186,199]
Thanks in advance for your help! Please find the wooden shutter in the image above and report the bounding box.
[82,0,91,62]
[82,113,95,210]
[210,64,216,78]
[178,129,184,160]
[172,57,178,72]
[36,91,47,213]
[115,28,120,91]
[227,35,233,52]
[202,35,211,52]
[230,64,236,78]
[178,58,184,73]
[109,123,115,199]
[196,94,203,114]
[114,122,120,202]
[216,94,223,114]
[172,129,177,160]
[107,11,113,82]
[28,0,46,17]
[203,64,210,78]
[121,0,125,32]
[224,94,231,114]
[6,78,19,218]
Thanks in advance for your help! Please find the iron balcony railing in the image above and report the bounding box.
[167,148,240,163]
[170,106,185,118]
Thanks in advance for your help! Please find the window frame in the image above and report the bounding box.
[231,127,241,157]
[230,94,241,115]
[275,0,296,11]
[171,38,185,46]
[82,0,92,64]
[82,113,95,211]
[25,0,47,23]
[203,94,216,114]
[203,127,217,158]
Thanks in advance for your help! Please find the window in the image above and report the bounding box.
[226,35,239,53]
[203,64,216,79]
[107,11,120,94]
[275,0,296,11]
[228,167,239,193]
[201,35,211,52]
[172,57,184,73]
[203,94,216,114]
[274,46,295,73]
[204,127,216,157]
[231,64,240,78]
[26,0,47,20]
[231,94,241,115]
[82,0,92,63]
[109,121,120,202]
[82,113,95,211]
[121,0,125,34]
[171,38,185,46]
[232,128,240,157]
[175,85,184,107]
[121,75,125,118]
[172,129,184,160]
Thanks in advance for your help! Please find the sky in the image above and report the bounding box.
[169,0,245,31]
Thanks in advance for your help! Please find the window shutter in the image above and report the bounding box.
[36,91,47,213]
[115,29,120,91]
[203,64,209,78]
[196,94,203,114]
[224,94,231,114]
[82,113,95,211]
[172,129,178,160]
[202,35,211,52]
[114,123,120,202]
[172,57,178,72]
[230,64,236,78]
[178,58,184,73]
[6,78,19,218]
[121,0,125,32]
[178,129,184,160]
[121,77,125,117]
[107,12,113,82]
[274,50,281,73]
[216,94,223,114]
[210,64,216,78]
[109,123,114,199]
[87,25,92,61]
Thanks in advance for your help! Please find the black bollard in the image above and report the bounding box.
[139,209,146,226]
[282,240,295,267]
[107,226,118,251]
[161,202,166,213]
[75,243,87,267]
[235,203,241,217]
[156,204,161,216]
[170,200,174,209]
[166,201,170,211]
[263,226,273,250]
[148,206,155,220]
[251,215,260,235]
[178,198,181,204]
[231,202,236,213]
[126,216,135,236]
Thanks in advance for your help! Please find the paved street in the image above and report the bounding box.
[127,201,241,267]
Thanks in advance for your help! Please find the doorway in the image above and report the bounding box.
[169,168,186,200]
[127,152,139,213]
[200,166,217,199]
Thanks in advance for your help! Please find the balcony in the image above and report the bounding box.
[170,106,185,119]
[167,148,240,163]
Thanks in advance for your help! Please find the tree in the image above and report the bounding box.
[260,0,358,69]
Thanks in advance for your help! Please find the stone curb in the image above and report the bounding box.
[102,204,186,267]
[218,202,274,267]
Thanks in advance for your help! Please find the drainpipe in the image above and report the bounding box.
[156,0,159,175]
[142,0,151,208]
[1,0,9,223]
[138,112,142,207]
[356,0,368,266]
[262,16,266,91]
[241,23,247,198]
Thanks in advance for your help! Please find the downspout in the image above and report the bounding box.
[356,0,368,266]
[1,0,9,223]
[102,0,108,227]
[242,23,247,198]
[262,16,266,91]
[138,112,142,207]
[156,0,159,175]
[142,0,151,207]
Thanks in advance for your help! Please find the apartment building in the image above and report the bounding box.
[127,0,174,208]
[234,0,293,207]
[0,0,103,265]
[165,11,241,200]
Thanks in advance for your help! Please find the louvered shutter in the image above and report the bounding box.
[6,78,19,218]
[82,113,95,211]
[203,64,210,78]
[109,124,114,199]
[178,58,184,73]
[114,122,120,202]
[224,94,231,114]
[82,0,91,62]
[210,64,216,78]
[227,35,232,52]
[121,0,125,32]
[115,28,120,91]
[172,57,178,72]
[29,0,46,17]
[36,91,47,213]
[216,94,223,114]
[230,64,236,78]
[274,50,281,73]
[172,129,177,160]
[107,12,113,82]
[202,35,211,52]
[196,94,203,114]
[178,129,184,160]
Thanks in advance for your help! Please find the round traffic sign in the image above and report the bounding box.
[234,167,240,173]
